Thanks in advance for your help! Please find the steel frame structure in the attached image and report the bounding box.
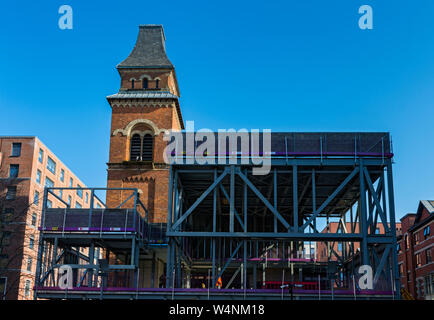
[165,154,400,298]
[34,187,149,299]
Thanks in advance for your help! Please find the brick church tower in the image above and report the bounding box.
[106,25,184,223]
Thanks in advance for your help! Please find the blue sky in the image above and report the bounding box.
[0,0,433,220]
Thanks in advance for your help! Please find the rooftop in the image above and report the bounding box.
[117,25,173,69]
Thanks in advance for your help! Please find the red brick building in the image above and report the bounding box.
[0,137,99,299]
[397,200,434,300]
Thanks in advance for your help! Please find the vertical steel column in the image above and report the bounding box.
[51,237,58,286]
[244,169,248,231]
[359,159,369,266]
[34,188,48,300]
[88,241,95,287]
[386,160,400,299]
[151,251,156,288]
[176,245,181,288]
[212,168,217,286]
[173,171,181,288]
[243,240,247,290]
[88,188,94,228]
[230,165,235,233]
[312,169,316,232]
[274,168,277,232]
[166,166,174,288]
[293,165,298,232]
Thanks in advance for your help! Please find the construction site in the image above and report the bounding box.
[33,25,400,300]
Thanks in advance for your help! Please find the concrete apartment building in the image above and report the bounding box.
[0,136,99,300]
[397,200,434,300]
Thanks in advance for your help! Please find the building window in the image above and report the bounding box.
[85,193,89,204]
[11,143,21,157]
[34,191,39,205]
[6,186,17,200]
[405,234,408,249]
[38,149,44,163]
[129,133,154,161]
[31,213,37,226]
[0,255,8,268]
[46,200,52,208]
[0,277,6,300]
[424,226,430,239]
[26,257,32,272]
[29,236,35,249]
[424,275,434,297]
[69,178,73,188]
[47,156,56,174]
[416,253,422,267]
[75,202,82,209]
[142,78,148,89]
[414,233,420,245]
[426,249,432,264]
[1,232,11,246]
[59,189,63,199]
[45,177,54,189]
[131,79,135,89]
[67,195,72,207]
[60,169,65,182]
[142,134,153,161]
[2,208,14,223]
[9,165,19,178]
[337,243,342,252]
[76,185,83,198]
[130,134,141,160]
[155,79,159,88]
[24,280,31,298]
[36,169,42,184]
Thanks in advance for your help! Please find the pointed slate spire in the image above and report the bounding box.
[117,25,173,69]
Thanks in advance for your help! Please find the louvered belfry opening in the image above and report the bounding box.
[142,134,153,161]
[130,134,142,160]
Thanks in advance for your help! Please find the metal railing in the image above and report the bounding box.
[40,187,148,241]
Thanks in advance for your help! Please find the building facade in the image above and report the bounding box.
[0,136,98,299]
[397,200,434,300]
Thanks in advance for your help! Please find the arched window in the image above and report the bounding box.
[155,79,160,89]
[142,134,153,161]
[142,79,148,89]
[130,134,141,160]
[131,79,135,89]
